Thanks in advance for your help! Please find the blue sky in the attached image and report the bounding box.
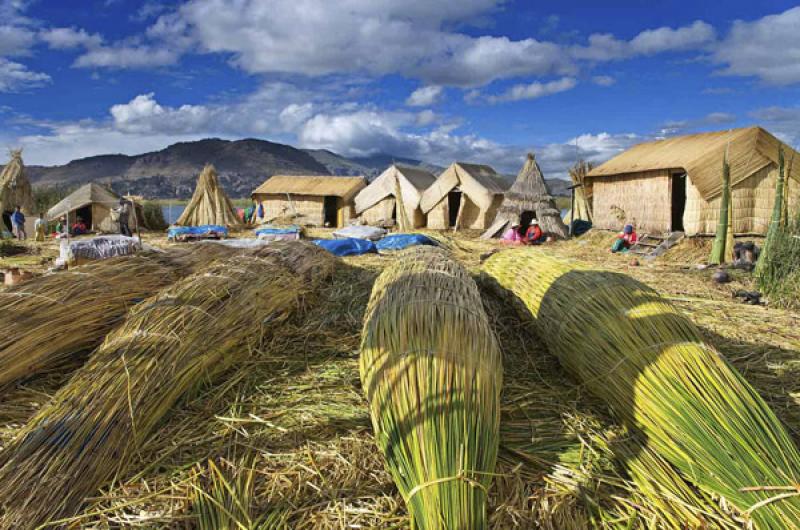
[1,0,799,178]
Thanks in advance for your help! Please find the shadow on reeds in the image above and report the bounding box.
[481,267,800,527]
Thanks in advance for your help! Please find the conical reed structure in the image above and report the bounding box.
[0,242,335,530]
[483,249,800,529]
[176,164,241,226]
[481,153,568,239]
[0,149,34,216]
[565,159,593,223]
[360,246,502,529]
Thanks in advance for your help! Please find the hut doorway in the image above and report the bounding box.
[1,212,11,232]
[75,205,93,230]
[323,196,339,227]
[520,210,536,233]
[447,190,462,227]
[671,173,687,232]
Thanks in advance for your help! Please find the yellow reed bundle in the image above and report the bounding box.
[360,246,502,529]
[483,249,800,529]
[0,242,335,529]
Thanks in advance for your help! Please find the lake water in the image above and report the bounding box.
[161,204,186,225]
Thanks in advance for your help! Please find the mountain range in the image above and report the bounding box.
[10,138,569,198]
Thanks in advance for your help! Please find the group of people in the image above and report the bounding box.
[5,197,133,241]
[501,219,545,245]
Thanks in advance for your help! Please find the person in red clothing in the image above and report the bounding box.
[611,224,637,252]
[524,219,544,245]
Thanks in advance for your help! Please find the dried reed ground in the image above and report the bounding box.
[0,231,797,528]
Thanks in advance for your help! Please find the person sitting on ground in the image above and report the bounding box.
[34,213,46,242]
[501,222,524,245]
[611,224,637,253]
[524,219,544,245]
[55,216,66,236]
[10,206,26,240]
[71,217,88,236]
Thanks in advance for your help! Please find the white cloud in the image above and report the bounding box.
[486,76,576,103]
[572,20,715,61]
[416,109,437,126]
[750,106,800,146]
[0,24,35,56]
[40,27,103,49]
[74,43,180,69]
[406,86,443,107]
[658,111,736,136]
[592,75,615,86]
[713,7,800,85]
[536,132,640,178]
[0,57,50,91]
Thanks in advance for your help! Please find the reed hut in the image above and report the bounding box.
[0,150,35,235]
[419,162,508,230]
[176,164,240,227]
[251,175,366,228]
[481,153,568,239]
[47,183,146,233]
[354,164,436,229]
[587,127,800,235]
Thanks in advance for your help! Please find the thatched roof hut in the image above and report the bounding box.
[587,126,800,235]
[251,175,366,227]
[176,164,240,227]
[419,162,508,230]
[354,164,436,229]
[47,183,149,233]
[481,153,568,239]
[0,150,35,233]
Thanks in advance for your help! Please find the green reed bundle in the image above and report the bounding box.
[0,244,241,391]
[0,243,335,529]
[483,249,800,529]
[360,246,502,529]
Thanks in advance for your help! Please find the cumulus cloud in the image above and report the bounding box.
[658,111,736,136]
[0,57,50,91]
[406,86,443,107]
[74,43,181,69]
[40,27,103,49]
[713,6,800,85]
[572,20,715,61]
[486,77,576,103]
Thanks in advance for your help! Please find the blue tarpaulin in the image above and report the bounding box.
[313,237,377,257]
[376,233,438,252]
[167,225,228,240]
[254,225,300,236]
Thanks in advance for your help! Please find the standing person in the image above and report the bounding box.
[34,213,46,242]
[10,207,25,240]
[116,198,132,237]
[524,219,544,245]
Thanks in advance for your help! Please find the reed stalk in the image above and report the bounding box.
[483,249,800,529]
[709,152,732,265]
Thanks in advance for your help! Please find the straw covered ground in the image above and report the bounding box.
[0,230,797,528]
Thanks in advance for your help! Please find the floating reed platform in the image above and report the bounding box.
[360,246,502,529]
[482,249,800,529]
[0,245,240,392]
[0,242,335,529]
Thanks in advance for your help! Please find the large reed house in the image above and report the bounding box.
[251,175,367,227]
[587,127,800,236]
[354,164,437,229]
[419,162,508,230]
[47,183,146,233]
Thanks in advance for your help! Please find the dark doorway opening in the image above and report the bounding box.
[75,205,93,230]
[520,210,536,236]
[323,196,339,227]
[447,190,462,227]
[671,173,687,232]
[1,212,11,233]
[391,202,397,222]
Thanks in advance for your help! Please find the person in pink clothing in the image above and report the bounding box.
[501,222,524,245]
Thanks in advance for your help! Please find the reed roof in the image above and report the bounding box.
[420,162,508,213]
[587,127,800,200]
[47,183,120,220]
[253,175,367,199]
[354,164,436,214]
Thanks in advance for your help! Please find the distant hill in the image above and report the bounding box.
[10,138,569,198]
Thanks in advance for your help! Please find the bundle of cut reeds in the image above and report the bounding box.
[0,243,335,529]
[483,249,800,529]
[360,246,502,529]
[0,245,242,391]
[176,164,241,227]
